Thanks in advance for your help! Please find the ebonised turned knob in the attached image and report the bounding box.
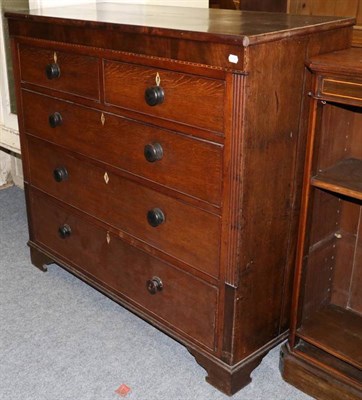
[146,276,163,295]
[53,167,68,182]
[144,143,163,162]
[45,63,61,80]
[49,112,63,128]
[147,208,165,227]
[145,86,164,106]
[58,224,71,239]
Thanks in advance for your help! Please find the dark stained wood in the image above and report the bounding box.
[26,136,221,278]
[21,90,224,206]
[29,188,218,350]
[311,158,362,199]
[6,4,355,395]
[5,4,353,46]
[239,0,287,12]
[190,346,263,395]
[350,206,362,312]
[331,201,360,309]
[302,234,336,319]
[104,60,225,133]
[281,343,362,400]
[215,0,286,11]
[288,0,362,48]
[314,103,358,171]
[298,305,362,369]
[321,78,362,106]
[295,340,362,384]
[18,44,100,100]
[283,48,362,399]
[29,245,53,272]
[231,36,310,359]
[307,47,362,77]
[308,48,362,107]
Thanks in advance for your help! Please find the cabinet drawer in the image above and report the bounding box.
[18,44,100,100]
[27,137,221,278]
[29,189,217,350]
[104,60,225,133]
[318,76,362,106]
[22,90,223,205]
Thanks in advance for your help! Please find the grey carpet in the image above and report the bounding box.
[0,185,313,400]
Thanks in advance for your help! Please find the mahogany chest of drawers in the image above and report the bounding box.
[6,4,354,395]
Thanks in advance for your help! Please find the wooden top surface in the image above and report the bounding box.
[5,2,355,46]
[307,47,362,75]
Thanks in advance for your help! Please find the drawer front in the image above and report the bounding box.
[104,60,225,133]
[29,189,217,350]
[22,90,223,205]
[27,137,221,277]
[19,44,100,100]
[318,76,362,106]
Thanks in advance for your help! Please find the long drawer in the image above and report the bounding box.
[28,188,218,350]
[18,44,100,100]
[27,137,221,278]
[104,60,225,133]
[22,90,223,205]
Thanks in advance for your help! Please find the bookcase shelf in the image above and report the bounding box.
[297,305,362,370]
[311,158,362,200]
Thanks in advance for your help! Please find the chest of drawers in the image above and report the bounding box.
[6,4,355,395]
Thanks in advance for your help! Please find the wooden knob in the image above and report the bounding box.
[49,112,63,128]
[58,224,71,239]
[46,63,61,80]
[144,143,163,162]
[147,208,165,227]
[146,276,163,294]
[53,167,68,182]
[145,86,164,106]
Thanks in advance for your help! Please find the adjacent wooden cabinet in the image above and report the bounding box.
[281,48,362,399]
[6,4,354,395]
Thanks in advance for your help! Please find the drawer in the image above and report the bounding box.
[29,189,217,350]
[18,44,100,100]
[317,75,362,106]
[22,90,223,205]
[104,60,225,133]
[27,137,221,278]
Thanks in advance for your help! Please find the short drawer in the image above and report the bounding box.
[317,75,362,106]
[18,44,100,100]
[104,60,225,133]
[22,90,223,205]
[29,189,217,350]
[27,137,221,278]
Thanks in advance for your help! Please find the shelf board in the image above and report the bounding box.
[297,304,362,370]
[311,158,362,200]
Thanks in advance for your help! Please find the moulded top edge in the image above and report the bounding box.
[4,3,355,47]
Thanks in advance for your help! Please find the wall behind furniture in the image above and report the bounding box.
[288,0,362,46]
